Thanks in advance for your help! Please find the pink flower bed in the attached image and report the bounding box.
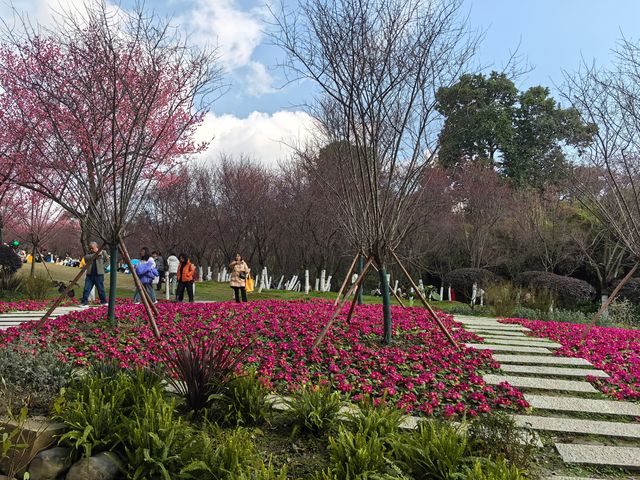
[0,299,75,313]
[0,300,527,417]
[501,318,640,400]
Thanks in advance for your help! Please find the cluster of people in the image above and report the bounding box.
[79,242,252,306]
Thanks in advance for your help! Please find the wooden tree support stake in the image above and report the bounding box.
[314,256,374,348]
[334,253,361,306]
[36,243,106,329]
[583,261,639,339]
[391,250,458,348]
[118,238,161,339]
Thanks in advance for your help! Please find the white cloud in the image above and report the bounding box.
[181,0,264,70]
[245,61,277,96]
[194,110,316,167]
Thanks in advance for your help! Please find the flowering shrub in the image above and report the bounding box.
[0,300,64,313]
[0,300,528,417]
[502,318,640,400]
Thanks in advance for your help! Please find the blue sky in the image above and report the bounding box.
[3,0,640,164]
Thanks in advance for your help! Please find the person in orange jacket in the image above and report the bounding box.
[176,253,196,303]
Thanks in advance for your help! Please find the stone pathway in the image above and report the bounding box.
[0,305,92,330]
[455,315,640,477]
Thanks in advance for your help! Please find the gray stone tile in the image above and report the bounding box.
[466,343,552,353]
[470,330,528,337]
[483,374,598,393]
[524,394,640,416]
[492,355,591,366]
[465,325,531,332]
[555,443,640,469]
[513,415,640,439]
[478,338,561,348]
[500,364,608,378]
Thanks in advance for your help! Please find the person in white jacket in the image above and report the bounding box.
[166,253,180,295]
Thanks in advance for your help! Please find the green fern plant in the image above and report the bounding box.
[285,384,342,436]
[465,458,526,480]
[327,425,391,479]
[215,369,271,426]
[345,397,405,441]
[392,420,470,480]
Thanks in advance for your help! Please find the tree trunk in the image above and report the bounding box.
[30,245,36,278]
[108,244,118,321]
[357,255,364,305]
[379,266,392,345]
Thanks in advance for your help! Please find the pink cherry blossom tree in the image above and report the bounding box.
[0,1,224,321]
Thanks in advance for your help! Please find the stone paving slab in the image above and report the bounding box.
[470,330,528,337]
[466,343,552,353]
[555,443,640,469]
[492,355,592,366]
[524,394,640,417]
[483,374,598,393]
[513,414,640,439]
[465,325,531,332]
[477,338,561,348]
[480,333,550,341]
[544,477,607,480]
[500,364,608,378]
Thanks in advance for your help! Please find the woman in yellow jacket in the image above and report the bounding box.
[229,253,250,303]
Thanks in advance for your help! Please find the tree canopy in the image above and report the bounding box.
[436,71,596,188]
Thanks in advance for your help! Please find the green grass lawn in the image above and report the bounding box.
[7,262,474,314]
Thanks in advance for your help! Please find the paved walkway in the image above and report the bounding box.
[0,305,91,330]
[456,315,640,479]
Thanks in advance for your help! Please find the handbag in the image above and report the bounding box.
[239,272,247,280]
[246,274,254,293]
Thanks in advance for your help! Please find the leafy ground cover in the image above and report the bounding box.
[0,299,527,417]
[502,318,640,401]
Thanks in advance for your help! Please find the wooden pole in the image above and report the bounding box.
[118,239,161,339]
[36,243,106,329]
[583,261,639,339]
[314,256,374,349]
[119,238,159,316]
[334,253,360,306]
[391,250,458,348]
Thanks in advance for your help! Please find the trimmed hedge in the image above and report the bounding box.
[444,268,499,303]
[515,271,596,309]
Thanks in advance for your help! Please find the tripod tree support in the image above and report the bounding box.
[334,253,360,307]
[37,243,107,329]
[391,250,458,348]
[314,256,374,349]
[118,238,161,340]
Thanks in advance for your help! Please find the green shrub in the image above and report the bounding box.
[516,271,595,309]
[0,245,22,293]
[54,372,133,457]
[180,424,261,479]
[234,459,288,480]
[120,385,195,480]
[285,384,342,436]
[466,459,526,480]
[468,412,537,470]
[18,274,52,299]
[345,397,405,441]
[607,298,640,327]
[436,303,493,317]
[326,426,390,479]
[392,420,469,480]
[215,369,271,426]
[511,306,590,324]
[0,345,74,414]
[485,282,520,317]
[521,286,555,312]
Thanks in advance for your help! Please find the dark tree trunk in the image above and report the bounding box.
[379,266,392,345]
[108,244,118,321]
[357,255,364,305]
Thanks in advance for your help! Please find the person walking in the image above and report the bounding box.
[153,251,166,291]
[229,253,250,303]
[167,252,179,295]
[80,241,109,307]
[133,247,158,304]
[176,253,196,302]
